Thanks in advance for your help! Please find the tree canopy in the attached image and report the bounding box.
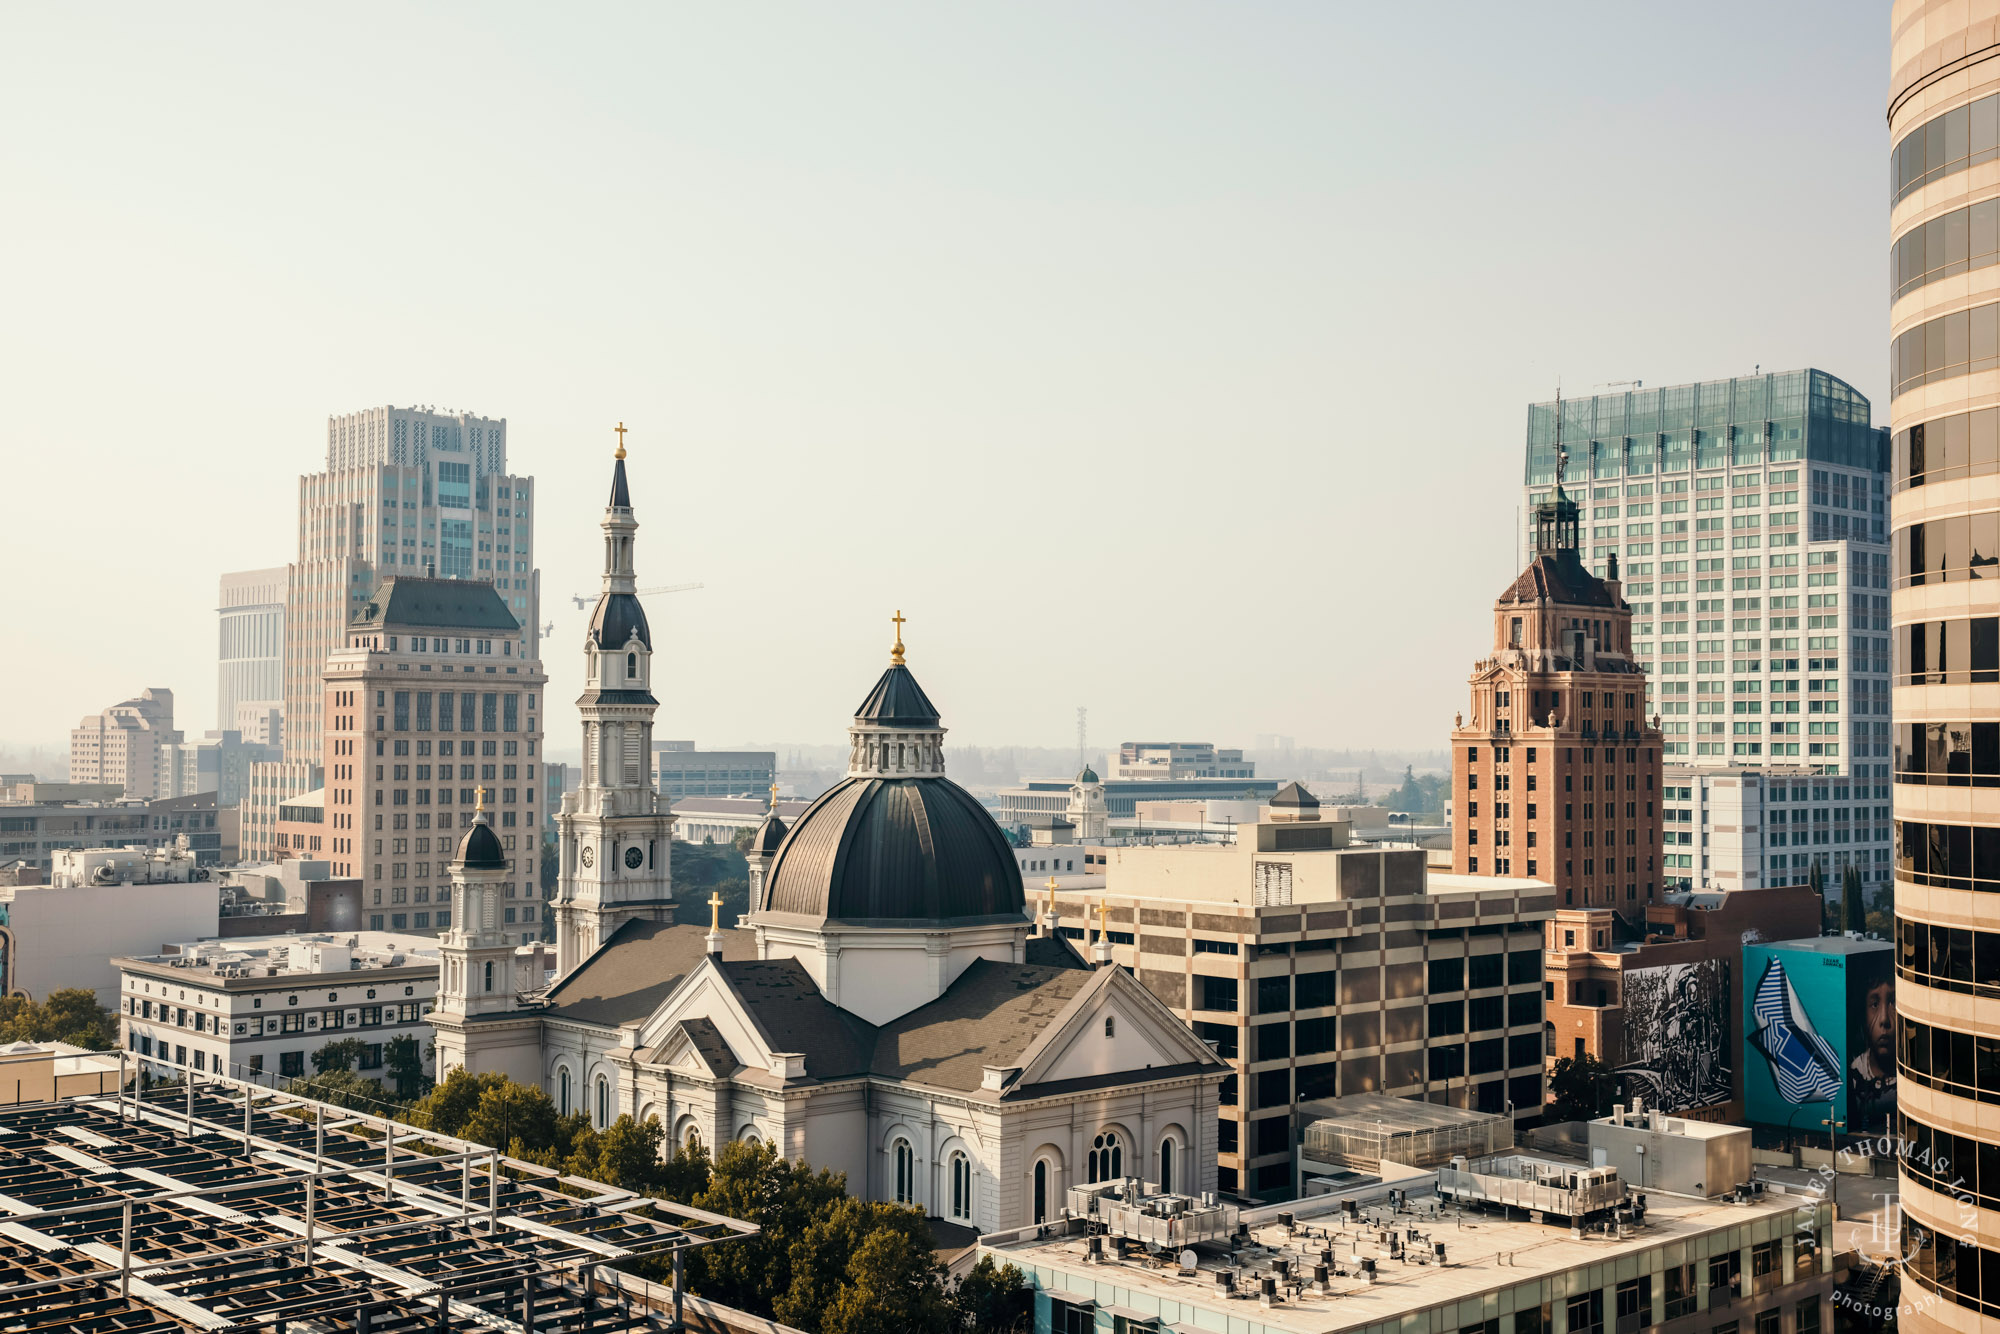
[0,988,118,1050]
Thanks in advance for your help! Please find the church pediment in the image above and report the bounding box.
[1012,966,1222,1091]
[633,962,775,1073]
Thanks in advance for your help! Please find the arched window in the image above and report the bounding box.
[483,960,494,993]
[949,1151,972,1222]
[1104,1016,1116,1038]
[558,1069,570,1116]
[1159,1138,1175,1195]
[626,652,637,680]
[685,1124,702,1152]
[893,1138,915,1205]
[1033,1160,1048,1223]
[596,1076,609,1128]
[1087,1132,1122,1184]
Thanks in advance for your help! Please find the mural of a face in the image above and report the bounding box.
[1863,977,1894,1066]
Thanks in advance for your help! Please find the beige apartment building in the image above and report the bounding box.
[68,688,181,800]
[1040,783,1552,1202]
[1888,6,2000,1330]
[320,576,545,939]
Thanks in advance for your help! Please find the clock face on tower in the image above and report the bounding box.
[624,846,644,869]
[579,846,594,868]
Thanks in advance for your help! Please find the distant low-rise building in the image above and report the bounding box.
[997,775,1280,827]
[116,930,441,1085]
[1114,740,1256,780]
[0,844,219,1003]
[1662,763,1890,898]
[144,793,238,866]
[0,798,152,874]
[669,794,810,845]
[653,742,777,799]
[160,729,280,806]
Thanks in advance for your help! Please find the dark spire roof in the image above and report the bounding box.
[854,664,940,728]
[1270,780,1320,810]
[454,811,507,871]
[609,454,631,508]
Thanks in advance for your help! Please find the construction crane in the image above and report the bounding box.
[569,582,703,610]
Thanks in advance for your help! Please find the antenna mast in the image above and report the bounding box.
[1076,706,1088,771]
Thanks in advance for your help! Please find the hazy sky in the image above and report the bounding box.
[1,3,1889,762]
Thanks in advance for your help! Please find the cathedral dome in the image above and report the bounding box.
[759,775,1024,925]
[1076,765,1099,784]
[758,648,1021,926]
[454,812,508,871]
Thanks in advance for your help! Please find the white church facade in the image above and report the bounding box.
[429,440,1228,1235]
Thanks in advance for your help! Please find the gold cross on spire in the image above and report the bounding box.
[614,421,627,460]
[770,781,781,808]
[1097,896,1110,939]
[475,785,487,814]
[708,890,724,933]
[1045,876,1058,915]
[891,609,906,665]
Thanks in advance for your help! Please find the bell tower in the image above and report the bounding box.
[552,426,676,977]
[431,795,542,1076]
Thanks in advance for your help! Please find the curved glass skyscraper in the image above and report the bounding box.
[1890,5,2000,1327]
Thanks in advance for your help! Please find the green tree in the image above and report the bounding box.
[0,987,118,1050]
[949,1255,1032,1333]
[1841,864,1866,935]
[383,1035,426,1098]
[461,1078,559,1154]
[407,1067,508,1137]
[290,1067,386,1111]
[1547,1053,1620,1122]
[311,1038,369,1074]
[540,833,558,897]
[816,1218,954,1334]
[685,1140,849,1317]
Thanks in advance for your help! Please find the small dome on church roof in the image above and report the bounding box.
[454,812,507,871]
[1075,765,1099,784]
[752,810,788,856]
[588,593,650,651]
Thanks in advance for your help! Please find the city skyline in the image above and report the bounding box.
[3,4,1889,758]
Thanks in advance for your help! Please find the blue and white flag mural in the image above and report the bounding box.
[1750,956,1843,1106]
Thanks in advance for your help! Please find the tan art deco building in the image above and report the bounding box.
[1889,5,2000,1327]
[1452,474,1666,927]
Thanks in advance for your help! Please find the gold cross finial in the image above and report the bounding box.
[1097,896,1109,938]
[1045,876,1058,914]
[890,610,906,665]
[614,422,627,460]
[475,785,487,814]
[708,890,724,932]
[770,781,781,807]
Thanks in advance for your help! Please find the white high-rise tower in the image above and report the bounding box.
[552,429,675,977]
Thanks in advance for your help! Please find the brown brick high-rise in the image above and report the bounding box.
[1453,475,1663,928]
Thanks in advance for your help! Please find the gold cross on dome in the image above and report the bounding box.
[475,785,487,813]
[708,890,724,932]
[770,781,781,807]
[614,422,627,460]
[1097,897,1110,938]
[891,609,907,665]
[1045,876,1058,914]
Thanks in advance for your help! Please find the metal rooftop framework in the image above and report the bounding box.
[0,1066,757,1332]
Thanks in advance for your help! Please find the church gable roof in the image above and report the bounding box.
[543,920,756,1027]
[715,959,877,1082]
[350,577,521,633]
[869,960,1098,1092]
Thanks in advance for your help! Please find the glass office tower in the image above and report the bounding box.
[1521,372,1891,898]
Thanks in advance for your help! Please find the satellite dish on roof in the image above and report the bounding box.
[1180,1250,1198,1273]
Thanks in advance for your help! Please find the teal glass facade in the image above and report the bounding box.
[1525,371,1883,488]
